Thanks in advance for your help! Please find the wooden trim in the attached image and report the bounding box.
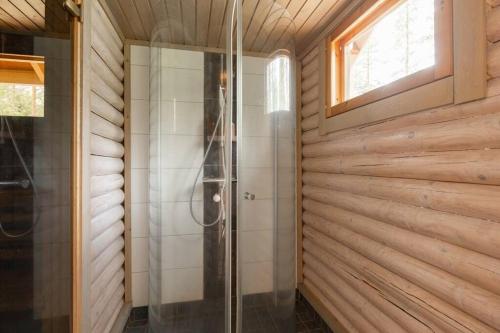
[298,283,350,333]
[453,0,487,104]
[296,60,303,285]
[71,0,84,332]
[326,0,454,118]
[319,76,454,134]
[0,53,44,63]
[123,40,132,304]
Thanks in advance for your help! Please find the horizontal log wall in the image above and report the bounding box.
[298,3,500,332]
[88,2,126,332]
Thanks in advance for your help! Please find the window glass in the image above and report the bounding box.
[266,55,290,113]
[343,0,435,99]
[0,83,44,117]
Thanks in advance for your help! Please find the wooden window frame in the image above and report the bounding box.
[326,0,453,118]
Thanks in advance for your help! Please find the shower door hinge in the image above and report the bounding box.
[63,0,82,21]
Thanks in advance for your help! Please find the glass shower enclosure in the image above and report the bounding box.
[149,0,296,331]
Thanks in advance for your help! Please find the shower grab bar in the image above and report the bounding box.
[0,179,30,189]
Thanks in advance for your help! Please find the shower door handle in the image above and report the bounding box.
[243,192,255,200]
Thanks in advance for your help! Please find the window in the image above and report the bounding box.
[0,54,45,117]
[326,0,452,118]
[267,55,291,114]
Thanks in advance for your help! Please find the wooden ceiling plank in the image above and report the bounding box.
[216,0,231,49]
[119,0,148,40]
[295,0,345,45]
[104,0,136,40]
[196,0,212,47]
[242,0,260,38]
[133,0,156,39]
[253,0,291,52]
[243,0,275,50]
[147,0,171,43]
[0,0,38,31]
[261,15,295,53]
[0,16,15,31]
[291,0,323,33]
[165,0,185,44]
[25,0,45,17]
[207,0,227,48]
[251,1,290,51]
[181,0,197,45]
[9,0,45,30]
[0,7,26,31]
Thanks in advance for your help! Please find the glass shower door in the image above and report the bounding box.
[235,0,297,331]
[0,1,74,331]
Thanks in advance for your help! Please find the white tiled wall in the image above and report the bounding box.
[130,47,279,305]
[159,48,205,304]
[130,45,150,307]
[130,46,205,306]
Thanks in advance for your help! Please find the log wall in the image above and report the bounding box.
[88,2,126,332]
[298,2,500,332]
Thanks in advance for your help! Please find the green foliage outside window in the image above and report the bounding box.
[0,83,44,117]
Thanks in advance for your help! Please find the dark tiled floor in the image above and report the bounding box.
[124,292,332,333]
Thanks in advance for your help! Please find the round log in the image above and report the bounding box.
[302,149,500,186]
[302,225,497,333]
[91,27,124,80]
[304,269,380,332]
[302,58,319,78]
[488,42,500,79]
[303,280,360,333]
[91,269,124,327]
[302,85,319,105]
[90,174,124,198]
[302,111,500,157]
[301,100,319,119]
[301,114,319,131]
[91,4,123,58]
[301,46,319,67]
[90,112,124,142]
[91,205,125,239]
[487,5,500,43]
[90,134,124,158]
[303,196,500,295]
[91,49,124,96]
[90,252,125,305]
[301,94,500,145]
[91,70,124,111]
[302,177,500,257]
[90,156,124,176]
[302,72,318,92]
[91,221,124,259]
[91,92,124,126]
[302,211,500,330]
[90,189,124,217]
[305,242,436,333]
[92,284,124,332]
[488,77,500,97]
[304,253,407,333]
[91,237,124,282]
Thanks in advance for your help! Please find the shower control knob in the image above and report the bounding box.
[243,192,255,200]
